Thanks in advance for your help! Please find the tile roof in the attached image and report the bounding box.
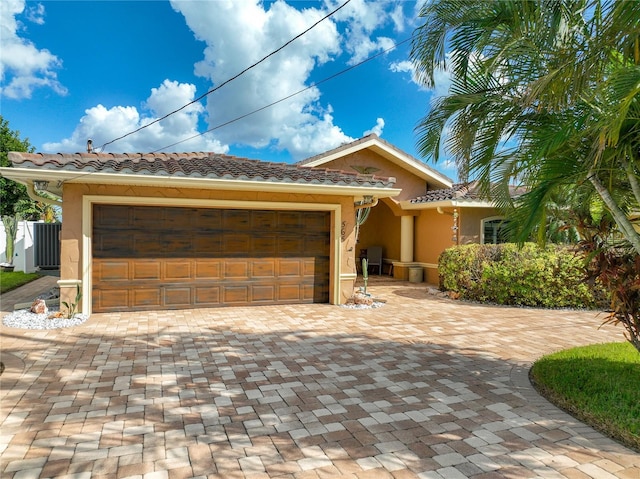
[410,181,526,204]
[8,152,396,188]
[298,134,382,166]
[411,183,483,203]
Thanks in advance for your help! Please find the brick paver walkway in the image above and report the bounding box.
[1,280,638,478]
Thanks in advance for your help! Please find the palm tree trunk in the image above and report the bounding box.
[620,156,640,207]
[588,171,640,253]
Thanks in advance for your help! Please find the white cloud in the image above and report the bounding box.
[332,0,399,65]
[171,0,357,160]
[431,66,452,100]
[43,80,227,154]
[25,3,45,25]
[364,118,384,137]
[35,1,408,160]
[389,4,406,32]
[0,0,65,99]
[169,0,409,160]
[390,58,452,100]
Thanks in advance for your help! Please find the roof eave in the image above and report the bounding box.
[400,199,496,210]
[0,167,401,200]
[300,137,454,189]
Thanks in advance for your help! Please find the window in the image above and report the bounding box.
[482,217,510,244]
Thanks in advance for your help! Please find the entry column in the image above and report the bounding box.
[400,215,414,263]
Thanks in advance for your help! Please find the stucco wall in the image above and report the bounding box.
[60,183,359,311]
[459,207,501,244]
[357,200,401,264]
[414,208,457,284]
[316,150,429,201]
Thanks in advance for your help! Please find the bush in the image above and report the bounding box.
[438,243,606,309]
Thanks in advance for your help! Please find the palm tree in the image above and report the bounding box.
[410,0,640,251]
[411,0,640,352]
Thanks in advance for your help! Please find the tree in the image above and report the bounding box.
[0,116,51,266]
[0,116,36,217]
[410,0,640,250]
[410,0,640,351]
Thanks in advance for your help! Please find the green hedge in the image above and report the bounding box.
[438,243,606,309]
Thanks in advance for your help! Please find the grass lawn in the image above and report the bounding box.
[531,342,640,452]
[0,270,42,293]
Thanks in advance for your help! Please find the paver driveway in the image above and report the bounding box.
[1,280,638,479]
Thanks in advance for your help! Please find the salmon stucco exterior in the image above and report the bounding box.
[1,134,508,314]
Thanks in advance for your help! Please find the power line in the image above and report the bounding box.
[57,35,414,187]
[98,0,352,152]
[152,37,413,153]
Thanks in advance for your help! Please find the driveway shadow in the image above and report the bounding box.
[1,305,637,478]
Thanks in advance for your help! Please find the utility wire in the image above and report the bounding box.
[98,0,351,152]
[152,37,413,153]
[56,35,414,186]
[56,35,414,189]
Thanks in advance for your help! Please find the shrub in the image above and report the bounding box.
[438,243,606,309]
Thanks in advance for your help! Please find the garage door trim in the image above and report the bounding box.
[82,195,341,314]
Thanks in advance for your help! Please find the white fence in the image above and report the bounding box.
[1,220,40,273]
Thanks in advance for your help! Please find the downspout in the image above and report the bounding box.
[354,197,378,244]
[27,183,62,207]
[436,205,459,244]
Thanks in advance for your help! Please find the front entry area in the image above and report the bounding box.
[92,205,330,312]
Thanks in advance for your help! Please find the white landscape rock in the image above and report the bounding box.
[3,309,88,330]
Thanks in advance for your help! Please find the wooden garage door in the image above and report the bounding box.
[92,205,330,312]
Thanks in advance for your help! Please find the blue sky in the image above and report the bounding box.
[1,0,456,178]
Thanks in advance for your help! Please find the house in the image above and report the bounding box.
[298,134,506,283]
[1,134,504,314]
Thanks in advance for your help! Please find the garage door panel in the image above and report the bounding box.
[224,210,251,229]
[305,282,329,302]
[194,236,222,255]
[164,287,192,307]
[252,285,276,302]
[93,205,330,312]
[132,289,162,308]
[134,233,164,256]
[195,260,222,279]
[164,261,191,281]
[278,236,304,255]
[278,260,301,277]
[133,206,163,224]
[278,283,302,301]
[252,260,276,278]
[94,289,129,312]
[223,285,250,303]
[195,285,220,305]
[95,205,131,227]
[195,208,222,228]
[224,260,249,279]
[252,235,276,255]
[304,212,330,231]
[278,211,302,228]
[132,261,162,280]
[224,234,251,255]
[305,236,329,254]
[303,259,326,276]
[95,261,129,282]
[94,235,134,258]
[252,211,276,229]
[164,237,194,253]
[165,207,193,227]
